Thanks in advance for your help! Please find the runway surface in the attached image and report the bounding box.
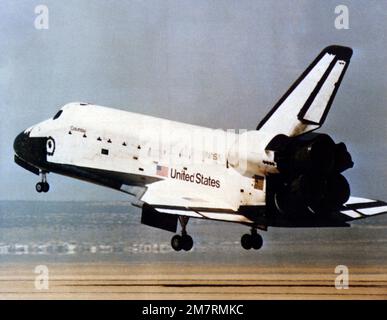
[1,200,387,299]
[1,263,387,299]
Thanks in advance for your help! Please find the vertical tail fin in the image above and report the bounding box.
[257,45,353,136]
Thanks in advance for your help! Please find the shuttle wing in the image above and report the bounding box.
[339,197,387,221]
[139,189,387,230]
[257,45,353,137]
[139,180,258,225]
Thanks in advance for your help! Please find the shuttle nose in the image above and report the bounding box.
[13,130,47,167]
[13,131,30,160]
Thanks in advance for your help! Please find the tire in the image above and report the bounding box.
[171,235,183,251]
[35,182,43,193]
[241,234,252,250]
[182,235,193,251]
[42,182,50,193]
[251,234,263,250]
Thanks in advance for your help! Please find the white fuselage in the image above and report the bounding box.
[27,102,280,211]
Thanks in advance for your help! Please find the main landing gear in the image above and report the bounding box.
[35,171,50,193]
[171,216,194,251]
[241,228,263,250]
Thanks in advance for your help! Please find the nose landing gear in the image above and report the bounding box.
[241,228,263,250]
[171,216,194,251]
[36,171,49,193]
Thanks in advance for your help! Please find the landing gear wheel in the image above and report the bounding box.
[182,235,193,251]
[251,233,263,250]
[171,216,194,252]
[35,182,43,193]
[241,234,252,250]
[171,235,183,251]
[241,231,263,250]
[42,182,50,193]
[36,171,50,193]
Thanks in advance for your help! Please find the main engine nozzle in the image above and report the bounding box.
[274,173,351,215]
[267,133,353,176]
[267,132,354,216]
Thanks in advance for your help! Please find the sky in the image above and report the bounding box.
[0,0,386,201]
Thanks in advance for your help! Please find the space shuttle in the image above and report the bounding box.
[14,45,387,251]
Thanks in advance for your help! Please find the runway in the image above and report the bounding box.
[1,263,387,299]
[1,200,387,299]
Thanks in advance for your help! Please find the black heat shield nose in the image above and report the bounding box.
[13,131,48,169]
[13,131,28,158]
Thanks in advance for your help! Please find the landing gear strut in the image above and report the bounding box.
[171,216,194,251]
[36,171,49,193]
[241,228,263,250]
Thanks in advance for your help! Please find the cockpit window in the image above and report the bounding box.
[53,110,63,120]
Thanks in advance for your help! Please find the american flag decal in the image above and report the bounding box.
[156,165,169,177]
